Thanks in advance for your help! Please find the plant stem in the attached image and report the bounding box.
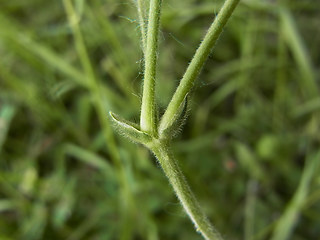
[150,141,224,240]
[136,0,148,52]
[140,0,162,134]
[159,0,240,133]
[111,0,240,238]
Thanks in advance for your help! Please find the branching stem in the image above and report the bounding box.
[111,0,240,239]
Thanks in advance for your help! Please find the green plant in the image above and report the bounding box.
[1,0,320,239]
[110,0,240,239]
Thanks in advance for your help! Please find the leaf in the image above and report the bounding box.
[109,112,152,144]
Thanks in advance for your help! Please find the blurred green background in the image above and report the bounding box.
[0,0,320,239]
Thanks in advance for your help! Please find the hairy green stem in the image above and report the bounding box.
[159,0,240,134]
[150,141,224,240]
[140,0,162,134]
[136,0,148,52]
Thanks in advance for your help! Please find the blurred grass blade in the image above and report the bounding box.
[280,8,318,98]
[21,203,47,240]
[75,0,85,19]
[271,150,320,240]
[235,142,266,183]
[0,200,15,212]
[293,97,320,117]
[52,177,76,229]
[64,143,114,177]
[0,104,16,152]
[18,36,88,87]
[0,13,125,107]
[0,12,86,87]
[244,180,258,240]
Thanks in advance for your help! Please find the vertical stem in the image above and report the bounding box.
[151,142,224,240]
[159,0,239,133]
[140,0,162,135]
[136,0,148,52]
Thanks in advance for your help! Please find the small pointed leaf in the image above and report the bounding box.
[109,112,152,144]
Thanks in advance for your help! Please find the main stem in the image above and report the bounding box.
[136,0,147,52]
[159,0,240,133]
[150,142,224,240]
[140,0,162,135]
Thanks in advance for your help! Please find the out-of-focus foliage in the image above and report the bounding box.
[0,0,320,239]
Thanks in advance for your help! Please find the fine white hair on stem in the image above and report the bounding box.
[131,0,148,53]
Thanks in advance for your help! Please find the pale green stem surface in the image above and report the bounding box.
[150,141,224,240]
[159,0,240,134]
[136,0,148,52]
[140,0,162,134]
